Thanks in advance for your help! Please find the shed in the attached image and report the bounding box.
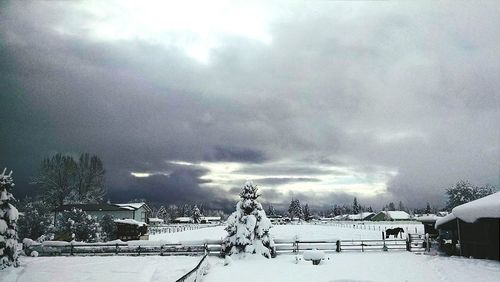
[416,215,439,237]
[435,192,500,260]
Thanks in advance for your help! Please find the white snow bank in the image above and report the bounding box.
[452,192,500,223]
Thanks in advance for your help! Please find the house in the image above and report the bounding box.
[200,216,222,224]
[435,192,500,260]
[268,215,284,225]
[371,211,411,221]
[54,202,152,224]
[172,217,194,224]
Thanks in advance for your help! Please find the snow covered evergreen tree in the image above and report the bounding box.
[267,205,276,216]
[0,168,19,269]
[288,199,303,220]
[222,181,275,258]
[303,204,311,221]
[192,205,202,223]
[99,214,116,242]
[352,197,360,214]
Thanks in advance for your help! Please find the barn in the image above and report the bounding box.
[371,211,411,221]
[435,192,500,260]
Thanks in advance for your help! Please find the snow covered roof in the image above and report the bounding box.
[54,203,125,212]
[435,192,500,229]
[174,217,193,222]
[435,213,456,229]
[114,203,147,210]
[114,219,147,226]
[452,192,500,223]
[148,217,164,223]
[416,214,439,223]
[347,212,374,220]
[375,211,411,220]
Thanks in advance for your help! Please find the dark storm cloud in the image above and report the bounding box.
[204,145,267,163]
[0,1,499,208]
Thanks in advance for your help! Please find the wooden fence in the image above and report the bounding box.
[27,233,429,257]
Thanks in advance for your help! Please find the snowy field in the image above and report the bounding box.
[150,222,424,243]
[205,252,500,282]
[0,256,200,282]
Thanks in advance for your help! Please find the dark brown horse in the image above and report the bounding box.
[386,227,404,238]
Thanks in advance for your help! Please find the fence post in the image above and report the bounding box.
[138,246,141,256]
[115,243,119,255]
[70,244,74,256]
[406,235,411,251]
[382,232,387,251]
[361,241,364,252]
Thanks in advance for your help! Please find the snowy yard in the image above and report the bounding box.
[0,256,200,282]
[149,222,424,243]
[205,252,500,282]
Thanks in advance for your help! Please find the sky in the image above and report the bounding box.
[0,0,499,211]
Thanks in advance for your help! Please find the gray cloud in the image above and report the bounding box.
[0,1,498,209]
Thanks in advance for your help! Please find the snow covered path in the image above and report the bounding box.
[149,223,423,243]
[0,256,200,282]
[205,253,500,282]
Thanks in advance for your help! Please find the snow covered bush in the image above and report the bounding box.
[56,208,100,242]
[17,197,54,242]
[222,181,275,258]
[0,168,19,269]
[99,214,116,242]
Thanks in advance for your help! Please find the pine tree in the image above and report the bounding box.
[267,205,276,216]
[352,197,360,214]
[0,168,19,269]
[387,202,396,211]
[222,181,275,258]
[192,205,202,223]
[303,204,311,221]
[425,202,431,214]
[398,201,405,211]
[99,214,116,242]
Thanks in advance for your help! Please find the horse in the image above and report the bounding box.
[385,227,404,238]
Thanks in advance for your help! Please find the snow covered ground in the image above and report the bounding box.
[149,222,424,243]
[0,256,200,282]
[2,223,498,282]
[205,252,500,282]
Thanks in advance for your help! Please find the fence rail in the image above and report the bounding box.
[175,254,209,282]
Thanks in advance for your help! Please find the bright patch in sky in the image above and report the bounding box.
[169,159,396,197]
[74,0,273,63]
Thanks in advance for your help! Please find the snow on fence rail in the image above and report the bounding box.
[175,254,209,282]
[148,223,220,235]
[321,221,424,235]
[26,233,429,257]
